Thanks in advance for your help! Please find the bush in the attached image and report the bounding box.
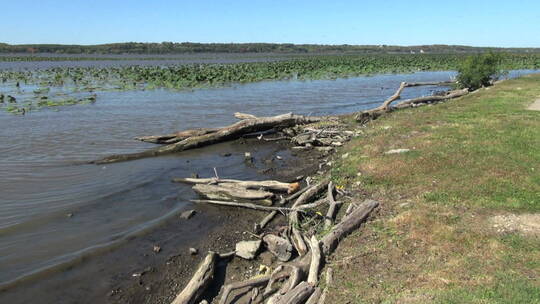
[456,52,505,90]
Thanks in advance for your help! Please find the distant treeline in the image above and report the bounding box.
[1,42,539,55]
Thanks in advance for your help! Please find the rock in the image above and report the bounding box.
[189,247,198,255]
[263,234,293,262]
[153,245,161,253]
[258,251,277,266]
[276,155,283,160]
[221,152,232,157]
[235,240,262,260]
[331,141,343,147]
[341,153,350,159]
[244,152,253,163]
[180,209,196,220]
[384,148,410,155]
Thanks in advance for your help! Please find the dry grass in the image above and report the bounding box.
[327,74,540,303]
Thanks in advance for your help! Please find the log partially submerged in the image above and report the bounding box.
[135,128,221,144]
[94,113,322,164]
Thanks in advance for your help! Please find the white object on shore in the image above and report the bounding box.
[384,148,410,155]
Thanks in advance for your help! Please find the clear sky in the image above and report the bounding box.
[2,0,539,47]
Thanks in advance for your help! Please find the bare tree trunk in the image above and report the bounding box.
[94,113,322,164]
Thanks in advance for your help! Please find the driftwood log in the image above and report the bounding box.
[355,81,463,123]
[171,251,217,304]
[192,183,274,204]
[173,178,300,194]
[94,113,322,164]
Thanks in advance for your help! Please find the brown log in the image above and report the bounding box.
[173,177,299,194]
[171,251,217,304]
[94,113,322,164]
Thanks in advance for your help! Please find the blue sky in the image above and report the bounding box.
[1,0,539,47]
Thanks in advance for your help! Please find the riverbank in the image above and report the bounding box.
[326,74,540,303]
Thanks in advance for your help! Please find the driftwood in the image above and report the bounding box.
[218,275,270,304]
[355,81,462,123]
[324,182,339,229]
[191,200,297,212]
[395,88,469,109]
[94,113,322,164]
[172,251,217,304]
[173,177,300,194]
[321,200,379,254]
[275,281,314,304]
[289,178,331,256]
[192,183,274,204]
[255,186,311,233]
[135,128,221,144]
[307,236,322,285]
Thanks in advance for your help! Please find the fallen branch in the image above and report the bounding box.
[355,81,462,123]
[307,236,322,285]
[173,177,299,194]
[324,182,338,229]
[395,88,469,109]
[94,113,322,164]
[171,251,217,304]
[218,275,270,304]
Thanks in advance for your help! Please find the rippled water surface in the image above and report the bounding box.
[0,69,537,289]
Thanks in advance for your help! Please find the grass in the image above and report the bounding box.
[327,74,540,303]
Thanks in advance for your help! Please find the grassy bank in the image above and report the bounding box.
[328,74,540,303]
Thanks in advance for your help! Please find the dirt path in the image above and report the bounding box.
[527,98,540,110]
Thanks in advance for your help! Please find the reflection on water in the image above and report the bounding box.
[0,69,537,288]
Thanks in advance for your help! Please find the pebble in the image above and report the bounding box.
[189,247,198,255]
[153,245,161,253]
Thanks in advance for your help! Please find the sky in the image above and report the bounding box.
[1,0,539,47]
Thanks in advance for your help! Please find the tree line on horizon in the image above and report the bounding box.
[1,42,539,55]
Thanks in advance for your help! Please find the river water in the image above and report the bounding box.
[0,68,537,300]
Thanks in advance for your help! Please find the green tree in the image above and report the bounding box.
[456,52,505,90]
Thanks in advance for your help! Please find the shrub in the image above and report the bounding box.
[456,52,505,90]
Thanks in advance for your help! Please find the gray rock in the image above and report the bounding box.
[263,234,293,262]
[235,240,262,260]
[180,209,196,220]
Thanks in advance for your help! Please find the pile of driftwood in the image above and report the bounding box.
[171,176,378,304]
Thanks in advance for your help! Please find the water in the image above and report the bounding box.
[0,69,537,295]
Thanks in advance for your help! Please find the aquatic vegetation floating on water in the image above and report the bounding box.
[0,53,539,114]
